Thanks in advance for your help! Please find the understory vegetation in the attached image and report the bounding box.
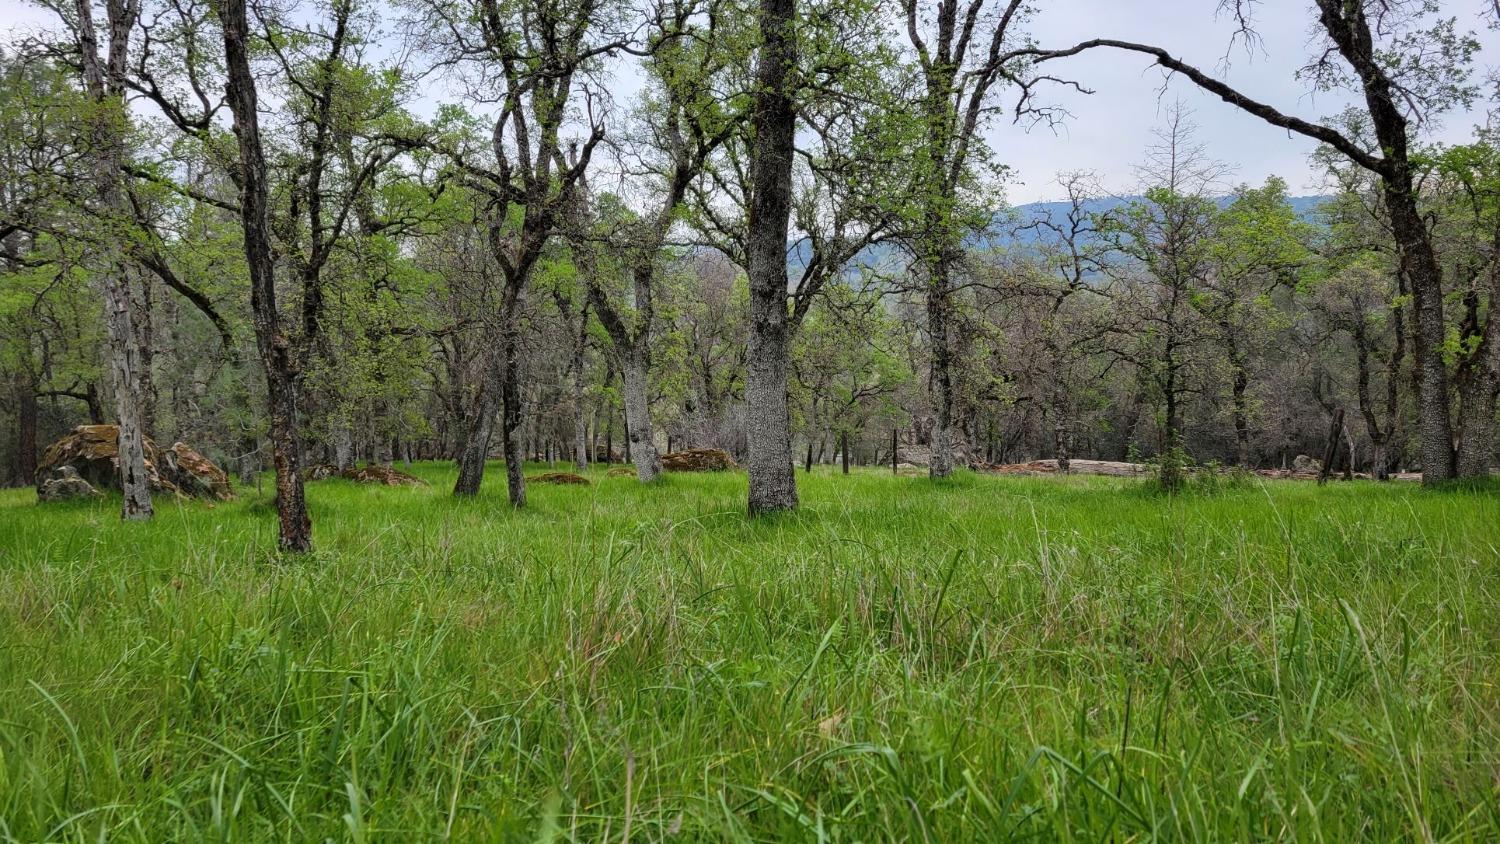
[2,468,1496,840]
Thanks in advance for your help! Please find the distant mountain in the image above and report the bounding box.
[997,194,1330,249]
[786,195,1331,275]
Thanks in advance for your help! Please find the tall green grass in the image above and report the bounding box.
[0,464,1496,841]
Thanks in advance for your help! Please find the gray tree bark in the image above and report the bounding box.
[74,0,153,519]
[333,421,354,470]
[744,0,798,515]
[571,371,590,474]
[1455,248,1500,479]
[621,350,661,482]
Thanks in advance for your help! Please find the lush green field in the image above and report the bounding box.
[0,464,1496,841]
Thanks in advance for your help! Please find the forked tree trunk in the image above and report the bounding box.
[744,0,799,515]
[221,0,311,551]
[1318,408,1344,486]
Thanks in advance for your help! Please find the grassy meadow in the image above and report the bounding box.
[0,463,1497,841]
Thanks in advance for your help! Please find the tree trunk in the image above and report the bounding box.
[1050,379,1072,474]
[1384,183,1457,484]
[1455,261,1500,478]
[841,430,849,475]
[1318,408,1344,486]
[571,341,589,474]
[500,310,527,507]
[621,348,661,482]
[744,0,799,515]
[136,269,156,441]
[1455,371,1496,478]
[454,348,499,496]
[74,0,152,519]
[238,435,258,486]
[333,421,354,470]
[15,370,38,486]
[1371,439,1390,481]
[83,382,104,424]
[104,267,155,519]
[926,257,956,479]
[1232,365,1250,469]
[221,0,311,551]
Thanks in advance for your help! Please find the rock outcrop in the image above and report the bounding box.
[37,466,103,501]
[35,425,235,502]
[1291,454,1322,474]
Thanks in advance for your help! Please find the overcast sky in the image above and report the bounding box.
[1003,0,1499,202]
[4,0,1496,203]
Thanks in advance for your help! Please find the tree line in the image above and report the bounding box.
[1,0,1497,550]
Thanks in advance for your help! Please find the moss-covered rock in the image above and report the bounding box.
[35,425,234,502]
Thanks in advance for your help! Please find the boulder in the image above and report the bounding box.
[35,425,235,502]
[660,448,739,472]
[163,442,233,500]
[1291,454,1322,474]
[37,466,102,501]
[606,466,636,477]
[528,471,591,485]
